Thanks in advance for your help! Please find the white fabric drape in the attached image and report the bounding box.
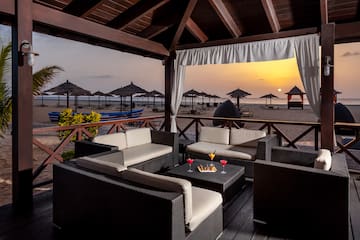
[294,35,321,118]
[170,34,320,132]
[170,63,186,132]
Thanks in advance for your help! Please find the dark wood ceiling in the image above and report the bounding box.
[1,0,360,58]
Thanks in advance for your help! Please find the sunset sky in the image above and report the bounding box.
[1,24,360,99]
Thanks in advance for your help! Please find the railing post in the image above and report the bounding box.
[315,126,319,150]
[195,119,199,142]
[267,123,271,134]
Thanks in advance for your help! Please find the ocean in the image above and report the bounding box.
[34,95,360,106]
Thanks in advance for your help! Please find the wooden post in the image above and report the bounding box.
[320,23,335,152]
[12,0,33,212]
[164,52,175,132]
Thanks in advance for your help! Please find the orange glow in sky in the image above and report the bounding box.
[185,57,303,98]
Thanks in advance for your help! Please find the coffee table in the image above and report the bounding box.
[165,159,245,204]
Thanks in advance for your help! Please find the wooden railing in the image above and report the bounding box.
[32,115,360,187]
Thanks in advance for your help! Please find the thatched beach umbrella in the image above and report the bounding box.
[183,89,201,111]
[227,88,251,109]
[45,80,91,109]
[141,90,164,108]
[260,93,278,105]
[93,91,111,109]
[109,82,148,113]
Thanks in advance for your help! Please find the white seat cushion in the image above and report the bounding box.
[121,168,193,224]
[216,149,254,160]
[230,128,266,145]
[186,142,232,155]
[76,156,127,176]
[199,127,230,145]
[314,149,332,171]
[122,143,172,167]
[93,132,127,150]
[188,186,222,231]
[125,128,152,148]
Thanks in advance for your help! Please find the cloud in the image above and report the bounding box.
[341,51,360,57]
[85,74,115,79]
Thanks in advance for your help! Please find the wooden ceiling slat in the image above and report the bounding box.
[335,21,360,42]
[63,0,104,16]
[107,0,169,30]
[320,0,328,24]
[208,0,241,37]
[32,2,169,56]
[170,0,198,50]
[185,18,208,43]
[139,25,172,39]
[80,0,107,18]
[261,0,280,32]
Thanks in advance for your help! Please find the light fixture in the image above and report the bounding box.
[323,56,333,77]
[19,40,39,67]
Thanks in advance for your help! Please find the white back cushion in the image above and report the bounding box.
[230,128,266,145]
[77,156,126,176]
[122,168,193,224]
[93,132,127,150]
[125,128,152,148]
[314,149,332,171]
[199,127,230,145]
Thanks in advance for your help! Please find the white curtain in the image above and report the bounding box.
[294,35,321,118]
[170,63,186,132]
[170,34,320,132]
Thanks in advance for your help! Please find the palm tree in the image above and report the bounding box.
[0,42,63,137]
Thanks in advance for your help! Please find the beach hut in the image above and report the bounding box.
[285,86,305,109]
[260,93,278,106]
[227,88,251,110]
[109,82,148,114]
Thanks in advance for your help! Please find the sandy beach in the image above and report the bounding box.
[1,99,360,206]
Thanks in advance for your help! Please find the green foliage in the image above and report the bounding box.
[61,150,75,161]
[0,41,63,137]
[0,43,12,137]
[58,108,101,141]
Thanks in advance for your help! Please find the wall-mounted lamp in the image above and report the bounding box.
[19,40,39,67]
[323,56,333,77]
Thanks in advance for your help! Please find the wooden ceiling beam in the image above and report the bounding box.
[170,0,198,50]
[320,0,328,24]
[208,0,241,37]
[261,0,280,32]
[0,0,14,15]
[32,3,169,56]
[107,0,170,30]
[63,0,104,17]
[335,21,360,43]
[185,18,208,43]
[177,27,319,50]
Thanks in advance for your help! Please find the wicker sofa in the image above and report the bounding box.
[53,159,223,240]
[74,128,179,173]
[186,127,279,178]
[253,146,349,239]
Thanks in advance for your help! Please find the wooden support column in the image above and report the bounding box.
[11,0,33,212]
[164,52,175,132]
[320,23,335,152]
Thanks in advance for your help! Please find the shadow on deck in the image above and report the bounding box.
[0,175,359,240]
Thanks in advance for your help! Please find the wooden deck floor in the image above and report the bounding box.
[0,175,359,240]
